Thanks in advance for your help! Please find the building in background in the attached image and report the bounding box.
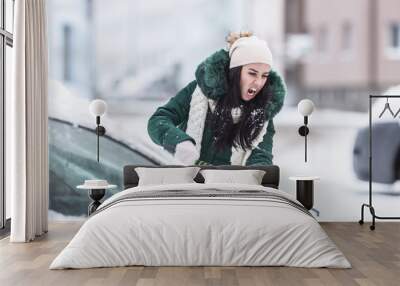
[231,0,286,74]
[47,0,94,99]
[48,0,287,111]
[285,0,400,111]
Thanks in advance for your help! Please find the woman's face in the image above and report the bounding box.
[240,63,271,101]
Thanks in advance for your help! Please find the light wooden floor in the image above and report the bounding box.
[0,222,399,286]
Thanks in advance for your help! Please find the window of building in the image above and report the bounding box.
[341,21,353,52]
[390,23,400,49]
[386,22,400,59]
[317,25,328,53]
[63,24,72,82]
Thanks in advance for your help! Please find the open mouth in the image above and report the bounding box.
[247,88,257,96]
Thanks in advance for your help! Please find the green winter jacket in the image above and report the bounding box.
[147,49,286,166]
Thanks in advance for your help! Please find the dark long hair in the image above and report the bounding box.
[211,66,273,151]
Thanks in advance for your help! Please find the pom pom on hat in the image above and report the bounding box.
[228,35,273,69]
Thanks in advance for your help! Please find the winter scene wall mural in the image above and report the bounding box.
[47,0,400,221]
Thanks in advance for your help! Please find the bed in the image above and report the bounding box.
[50,165,351,269]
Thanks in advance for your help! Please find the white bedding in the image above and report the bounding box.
[50,183,351,269]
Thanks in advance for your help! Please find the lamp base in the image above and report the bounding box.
[96,125,106,136]
[88,189,106,215]
[298,126,309,136]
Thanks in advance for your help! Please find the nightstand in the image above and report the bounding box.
[77,180,117,215]
[289,176,320,216]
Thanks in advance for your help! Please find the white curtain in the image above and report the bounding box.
[8,0,49,242]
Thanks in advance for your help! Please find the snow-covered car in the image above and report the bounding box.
[49,118,161,217]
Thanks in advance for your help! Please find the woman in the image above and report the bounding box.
[148,32,286,166]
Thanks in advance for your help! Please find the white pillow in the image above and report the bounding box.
[135,167,200,186]
[200,169,266,185]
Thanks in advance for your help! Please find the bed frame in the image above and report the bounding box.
[123,165,280,189]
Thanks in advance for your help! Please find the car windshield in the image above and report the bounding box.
[49,118,158,219]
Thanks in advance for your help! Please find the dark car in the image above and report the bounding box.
[49,118,160,217]
[353,121,400,184]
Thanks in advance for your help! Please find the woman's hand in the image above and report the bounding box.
[175,141,199,165]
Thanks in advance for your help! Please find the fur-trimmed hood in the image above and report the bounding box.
[195,49,286,119]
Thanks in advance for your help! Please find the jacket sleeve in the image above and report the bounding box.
[147,80,197,153]
[245,119,275,166]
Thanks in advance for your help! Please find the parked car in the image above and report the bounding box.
[49,118,160,217]
[353,85,400,184]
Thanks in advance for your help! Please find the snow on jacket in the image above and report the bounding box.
[147,49,286,166]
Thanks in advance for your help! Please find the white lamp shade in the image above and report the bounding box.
[89,99,107,117]
[297,99,315,116]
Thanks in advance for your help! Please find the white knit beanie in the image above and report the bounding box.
[229,36,273,69]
